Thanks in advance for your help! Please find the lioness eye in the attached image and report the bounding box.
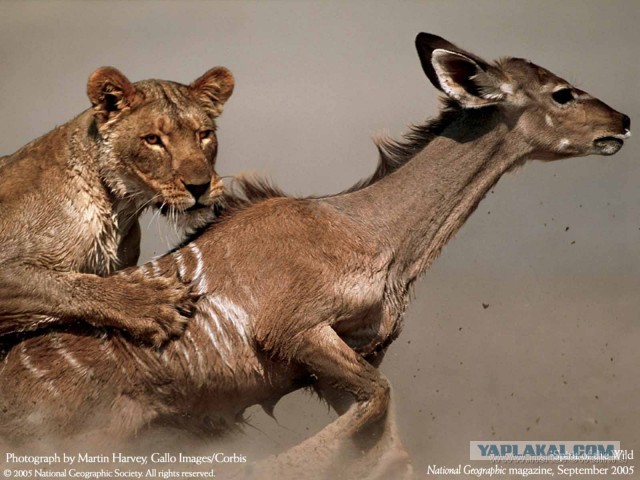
[199,130,213,141]
[552,88,574,105]
[143,134,162,146]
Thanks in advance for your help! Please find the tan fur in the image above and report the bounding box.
[0,34,630,478]
[0,66,234,345]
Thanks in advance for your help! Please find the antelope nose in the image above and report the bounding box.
[184,181,209,200]
[622,114,631,132]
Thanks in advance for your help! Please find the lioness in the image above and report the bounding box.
[0,66,234,345]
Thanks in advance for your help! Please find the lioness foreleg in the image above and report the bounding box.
[0,264,194,345]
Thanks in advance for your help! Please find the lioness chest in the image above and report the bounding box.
[60,175,138,275]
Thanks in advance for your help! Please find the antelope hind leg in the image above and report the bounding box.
[311,351,413,479]
[253,385,412,480]
[252,325,411,479]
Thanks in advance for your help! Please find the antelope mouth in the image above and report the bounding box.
[593,135,626,156]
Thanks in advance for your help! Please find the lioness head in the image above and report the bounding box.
[87,66,234,231]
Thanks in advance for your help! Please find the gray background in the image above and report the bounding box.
[1,0,638,476]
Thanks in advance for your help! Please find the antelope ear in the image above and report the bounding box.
[190,67,235,118]
[415,33,505,108]
[87,67,139,123]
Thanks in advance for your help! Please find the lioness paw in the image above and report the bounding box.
[94,273,198,347]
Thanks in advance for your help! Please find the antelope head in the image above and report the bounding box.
[415,33,630,160]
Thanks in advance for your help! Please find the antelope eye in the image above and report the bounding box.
[199,130,214,141]
[143,134,162,145]
[552,88,574,105]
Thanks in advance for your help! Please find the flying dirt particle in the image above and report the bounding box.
[487,211,491,215]
[526,427,530,431]
[407,340,411,344]
[535,417,540,424]
[610,357,614,362]
[595,395,599,400]
[482,303,490,309]
[571,241,575,245]
[565,226,570,231]
[458,327,462,331]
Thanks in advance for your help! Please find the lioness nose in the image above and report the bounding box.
[184,181,210,200]
[622,114,631,132]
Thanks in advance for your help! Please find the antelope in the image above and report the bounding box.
[0,33,630,477]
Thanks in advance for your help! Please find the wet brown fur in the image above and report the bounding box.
[0,66,234,345]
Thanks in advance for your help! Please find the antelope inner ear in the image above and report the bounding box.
[415,32,463,91]
[87,67,139,123]
[190,67,235,118]
[431,49,505,107]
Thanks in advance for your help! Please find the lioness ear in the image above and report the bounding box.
[87,67,139,123]
[190,67,235,118]
[415,33,506,108]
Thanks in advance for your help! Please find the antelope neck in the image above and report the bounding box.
[338,108,531,285]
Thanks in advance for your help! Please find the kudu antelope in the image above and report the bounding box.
[0,33,630,475]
